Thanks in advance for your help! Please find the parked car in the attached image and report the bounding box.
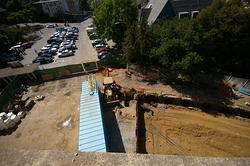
[56,27,65,32]
[47,24,55,28]
[22,42,33,48]
[86,24,96,31]
[95,44,109,49]
[92,39,104,46]
[33,24,44,30]
[65,35,77,40]
[97,51,109,59]
[96,48,109,54]
[16,42,33,49]
[41,46,51,51]
[71,27,79,32]
[47,38,62,44]
[42,48,57,55]
[39,53,54,57]
[10,45,24,52]
[99,52,113,59]
[86,26,96,31]
[89,33,98,40]
[58,50,74,57]
[32,56,53,64]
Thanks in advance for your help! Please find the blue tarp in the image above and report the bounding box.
[236,88,250,96]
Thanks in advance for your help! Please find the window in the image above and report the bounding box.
[178,12,189,19]
[191,11,199,18]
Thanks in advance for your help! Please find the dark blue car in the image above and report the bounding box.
[32,56,53,64]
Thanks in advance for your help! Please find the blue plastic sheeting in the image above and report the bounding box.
[78,80,107,152]
[236,88,250,96]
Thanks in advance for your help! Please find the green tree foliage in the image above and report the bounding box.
[0,25,35,53]
[7,9,34,24]
[197,0,250,75]
[90,0,102,10]
[1,0,36,24]
[150,19,203,73]
[123,21,154,64]
[79,0,90,11]
[93,0,137,44]
[122,0,250,76]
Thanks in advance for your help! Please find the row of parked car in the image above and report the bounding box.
[86,24,114,60]
[32,26,79,64]
[0,41,34,68]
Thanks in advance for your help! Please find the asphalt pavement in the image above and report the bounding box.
[22,19,98,69]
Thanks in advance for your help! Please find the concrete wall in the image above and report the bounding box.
[0,149,249,166]
[36,62,98,81]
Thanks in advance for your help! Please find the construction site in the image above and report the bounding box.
[0,66,250,165]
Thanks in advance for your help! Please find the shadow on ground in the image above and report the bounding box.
[103,102,125,153]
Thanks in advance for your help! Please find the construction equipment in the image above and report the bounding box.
[103,77,120,102]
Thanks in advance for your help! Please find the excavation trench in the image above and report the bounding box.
[134,94,250,157]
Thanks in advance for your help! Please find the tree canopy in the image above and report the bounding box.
[197,0,250,75]
[0,0,36,24]
[122,0,250,77]
[93,0,137,44]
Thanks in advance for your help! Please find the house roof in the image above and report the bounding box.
[146,0,169,24]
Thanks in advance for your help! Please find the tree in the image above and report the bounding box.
[197,0,250,76]
[150,19,203,74]
[0,33,11,53]
[93,0,137,44]
[90,0,102,10]
[79,0,90,12]
[123,21,154,64]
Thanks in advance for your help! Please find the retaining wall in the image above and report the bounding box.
[36,62,99,81]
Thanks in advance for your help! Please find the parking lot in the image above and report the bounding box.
[22,19,98,69]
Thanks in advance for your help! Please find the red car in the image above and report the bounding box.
[96,47,109,54]
[16,42,33,49]
[22,42,33,48]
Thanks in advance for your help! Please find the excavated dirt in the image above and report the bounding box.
[140,103,250,157]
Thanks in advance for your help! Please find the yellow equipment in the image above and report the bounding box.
[103,77,119,102]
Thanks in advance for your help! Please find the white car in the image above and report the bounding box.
[47,24,55,28]
[58,50,74,57]
[41,46,51,50]
[86,26,96,31]
[58,47,66,53]
[94,44,109,49]
[91,39,102,43]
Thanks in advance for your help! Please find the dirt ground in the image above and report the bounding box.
[141,103,250,157]
[0,75,88,151]
[103,70,250,111]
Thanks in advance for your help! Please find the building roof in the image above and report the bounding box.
[146,0,169,24]
[0,63,39,78]
[78,81,107,152]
